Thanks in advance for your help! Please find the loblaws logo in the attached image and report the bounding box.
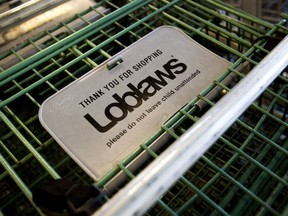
[84,58,187,132]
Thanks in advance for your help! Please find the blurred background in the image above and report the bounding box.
[223,0,288,22]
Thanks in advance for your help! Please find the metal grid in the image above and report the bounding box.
[0,0,287,215]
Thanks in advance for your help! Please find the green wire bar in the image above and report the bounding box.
[0,0,288,215]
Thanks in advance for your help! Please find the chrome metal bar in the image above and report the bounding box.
[93,35,288,216]
[0,0,68,29]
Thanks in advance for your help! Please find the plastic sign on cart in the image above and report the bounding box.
[39,26,231,180]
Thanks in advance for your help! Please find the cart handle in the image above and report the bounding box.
[94,35,288,216]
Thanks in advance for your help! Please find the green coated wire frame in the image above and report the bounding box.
[161,106,285,216]
[0,0,288,215]
[0,0,183,109]
[0,0,153,85]
[0,153,44,216]
[0,109,60,179]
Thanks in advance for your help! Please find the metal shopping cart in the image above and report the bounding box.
[0,0,288,215]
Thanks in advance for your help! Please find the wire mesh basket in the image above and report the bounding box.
[0,0,288,215]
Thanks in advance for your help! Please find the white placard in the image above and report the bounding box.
[39,26,231,180]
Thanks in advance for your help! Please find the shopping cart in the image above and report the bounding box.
[0,0,287,215]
